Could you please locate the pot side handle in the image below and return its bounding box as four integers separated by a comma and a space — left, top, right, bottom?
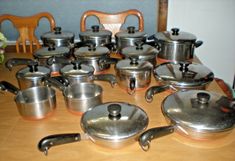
38, 133, 81, 156
139, 126, 174, 151
5, 58, 36, 70
194, 40, 203, 48
0, 81, 19, 95
145, 85, 170, 103
93, 74, 117, 87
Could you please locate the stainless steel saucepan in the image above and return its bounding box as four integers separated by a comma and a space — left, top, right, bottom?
0, 81, 56, 120
139, 90, 235, 151
38, 102, 149, 155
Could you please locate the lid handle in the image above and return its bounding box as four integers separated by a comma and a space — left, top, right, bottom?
197, 92, 210, 104
127, 26, 136, 34
135, 41, 144, 50
88, 43, 96, 51
171, 28, 180, 35
91, 25, 100, 32
179, 62, 190, 73
108, 104, 121, 120
54, 27, 62, 34
71, 60, 86, 70
130, 57, 139, 65
48, 43, 56, 51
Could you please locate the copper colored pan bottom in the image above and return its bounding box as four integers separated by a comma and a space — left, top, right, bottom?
21, 110, 55, 121
67, 109, 84, 116
157, 57, 193, 64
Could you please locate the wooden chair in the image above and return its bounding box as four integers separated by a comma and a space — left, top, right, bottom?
80, 9, 144, 36
0, 12, 56, 53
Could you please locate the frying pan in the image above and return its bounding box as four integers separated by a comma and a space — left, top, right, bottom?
139, 90, 235, 151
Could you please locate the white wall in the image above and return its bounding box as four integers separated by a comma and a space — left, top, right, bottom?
167, 0, 235, 86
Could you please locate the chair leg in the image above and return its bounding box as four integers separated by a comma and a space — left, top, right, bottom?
16, 40, 20, 53
29, 41, 33, 54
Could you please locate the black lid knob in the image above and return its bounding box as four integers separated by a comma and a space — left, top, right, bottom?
91, 25, 100, 32
197, 92, 210, 104
54, 26, 62, 34
171, 28, 180, 35
179, 62, 190, 72
127, 26, 136, 34
108, 104, 121, 120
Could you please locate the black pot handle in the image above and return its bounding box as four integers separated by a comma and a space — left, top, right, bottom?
145, 85, 170, 103
43, 77, 67, 91
38, 133, 81, 156
194, 40, 203, 48
5, 58, 37, 71
93, 74, 117, 87
98, 57, 119, 68
127, 77, 136, 95
0, 81, 20, 95
139, 126, 174, 151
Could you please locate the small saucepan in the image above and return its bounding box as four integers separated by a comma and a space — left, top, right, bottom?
45, 77, 102, 114
0, 81, 56, 120
139, 90, 235, 151
38, 102, 149, 155
145, 62, 214, 102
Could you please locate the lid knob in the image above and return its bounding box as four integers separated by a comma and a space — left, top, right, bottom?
197, 92, 210, 104
28, 61, 39, 72
171, 28, 180, 35
135, 41, 144, 50
88, 43, 96, 51
54, 27, 62, 34
48, 44, 56, 51
71, 60, 82, 70
130, 57, 139, 65
91, 25, 100, 32
127, 26, 136, 34
108, 104, 121, 120
179, 62, 190, 72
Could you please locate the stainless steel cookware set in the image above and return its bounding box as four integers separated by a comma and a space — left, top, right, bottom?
1, 22, 234, 155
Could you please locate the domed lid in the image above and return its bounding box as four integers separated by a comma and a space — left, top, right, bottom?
115, 26, 147, 39
34, 45, 69, 58
74, 44, 109, 58
79, 25, 112, 38
41, 26, 75, 40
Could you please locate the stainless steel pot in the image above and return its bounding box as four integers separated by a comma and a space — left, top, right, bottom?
45, 77, 103, 114
41, 26, 75, 47
151, 28, 203, 62
79, 25, 112, 47
38, 102, 149, 155
60, 60, 117, 86
139, 90, 235, 151
0, 81, 56, 120
115, 57, 153, 95
115, 26, 147, 51
121, 42, 159, 66
5, 58, 51, 89
73, 44, 111, 73
145, 62, 214, 102
33, 45, 71, 75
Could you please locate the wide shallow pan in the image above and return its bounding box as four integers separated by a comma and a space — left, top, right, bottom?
139, 90, 235, 151
0, 81, 56, 120
38, 102, 149, 155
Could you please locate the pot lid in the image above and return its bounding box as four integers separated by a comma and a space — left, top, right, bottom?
121, 43, 158, 59
115, 26, 147, 39
154, 62, 214, 88
81, 102, 149, 140
60, 63, 94, 78
16, 66, 51, 78
34, 45, 70, 58
155, 28, 197, 43
162, 90, 235, 133
79, 25, 112, 38
74, 45, 109, 58
115, 58, 153, 71
41, 27, 75, 40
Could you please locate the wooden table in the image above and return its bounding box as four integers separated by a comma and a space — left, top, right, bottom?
0, 53, 235, 161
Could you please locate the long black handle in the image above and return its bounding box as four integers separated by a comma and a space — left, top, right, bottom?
0, 81, 19, 95
145, 85, 170, 103
5, 58, 36, 70
139, 126, 174, 151
93, 74, 117, 87
38, 133, 81, 155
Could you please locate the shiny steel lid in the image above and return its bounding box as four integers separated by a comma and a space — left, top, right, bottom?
162, 90, 235, 132
60, 63, 94, 78
115, 58, 153, 71
81, 102, 148, 140
115, 26, 147, 39
154, 62, 214, 88
34, 45, 70, 58
155, 28, 197, 43
79, 25, 112, 38
121, 43, 158, 59
16, 66, 51, 79
41, 27, 75, 40
74, 45, 109, 58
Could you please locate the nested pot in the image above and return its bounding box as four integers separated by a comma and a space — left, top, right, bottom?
38, 102, 149, 155
115, 26, 147, 52
41, 26, 75, 47
5, 58, 51, 89
73, 44, 111, 73
151, 28, 203, 62
115, 57, 153, 95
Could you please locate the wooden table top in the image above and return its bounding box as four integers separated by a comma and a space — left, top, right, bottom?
0, 53, 234, 161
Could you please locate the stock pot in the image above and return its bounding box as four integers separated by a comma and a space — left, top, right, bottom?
41, 26, 75, 47
115, 57, 153, 95
151, 28, 203, 62
38, 102, 149, 155
145, 62, 214, 102
139, 90, 235, 151
0, 81, 56, 120
5, 58, 51, 89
